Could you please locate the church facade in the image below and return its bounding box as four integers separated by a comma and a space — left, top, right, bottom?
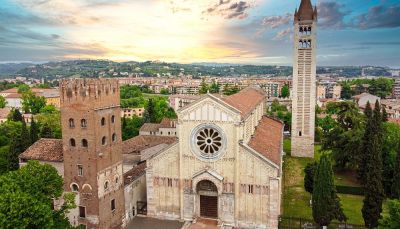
146, 87, 284, 228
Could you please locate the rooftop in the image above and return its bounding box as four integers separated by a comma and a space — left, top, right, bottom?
221, 87, 265, 119
19, 138, 63, 162
248, 116, 283, 165
122, 135, 177, 155
124, 162, 146, 185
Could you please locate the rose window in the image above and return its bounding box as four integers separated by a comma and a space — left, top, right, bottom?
191, 125, 226, 161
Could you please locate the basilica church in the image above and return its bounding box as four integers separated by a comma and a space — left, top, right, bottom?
145, 87, 283, 228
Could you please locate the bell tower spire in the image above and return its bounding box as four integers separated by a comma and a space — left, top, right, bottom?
291, 0, 317, 158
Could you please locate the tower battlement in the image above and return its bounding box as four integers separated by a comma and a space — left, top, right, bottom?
60, 78, 120, 108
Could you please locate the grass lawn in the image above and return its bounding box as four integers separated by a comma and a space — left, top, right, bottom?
281, 139, 389, 225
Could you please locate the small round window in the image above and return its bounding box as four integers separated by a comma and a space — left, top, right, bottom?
190, 124, 226, 161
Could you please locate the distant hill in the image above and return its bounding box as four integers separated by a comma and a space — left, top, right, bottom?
0, 60, 394, 79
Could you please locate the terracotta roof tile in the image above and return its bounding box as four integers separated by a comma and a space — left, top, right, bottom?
159, 118, 177, 128
248, 116, 283, 165
123, 162, 146, 185
222, 87, 265, 119
139, 123, 161, 132
0, 108, 11, 119
122, 135, 177, 154
19, 138, 63, 162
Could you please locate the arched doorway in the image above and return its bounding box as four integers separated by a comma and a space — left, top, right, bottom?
196, 180, 218, 218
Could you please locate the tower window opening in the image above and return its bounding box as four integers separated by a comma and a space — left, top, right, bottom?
111, 199, 116, 211
104, 181, 109, 190
71, 183, 79, 192
70, 138, 76, 147
82, 139, 88, 147
79, 206, 86, 218
299, 131, 302, 137
111, 115, 115, 123
102, 136, 107, 145
81, 119, 87, 128
101, 117, 106, 126
69, 118, 75, 128
112, 133, 117, 142
77, 165, 83, 176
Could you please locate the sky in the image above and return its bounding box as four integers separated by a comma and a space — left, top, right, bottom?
0, 0, 399, 67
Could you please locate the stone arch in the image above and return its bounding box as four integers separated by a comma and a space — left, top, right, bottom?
192, 169, 223, 195
82, 184, 92, 192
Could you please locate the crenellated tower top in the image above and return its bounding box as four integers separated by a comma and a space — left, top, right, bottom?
60, 78, 120, 108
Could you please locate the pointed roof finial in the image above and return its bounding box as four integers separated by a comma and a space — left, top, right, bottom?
296, 0, 316, 21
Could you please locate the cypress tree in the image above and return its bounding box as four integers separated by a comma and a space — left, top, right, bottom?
143, 99, 156, 123
312, 155, 346, 226
30, 117, 39, 144
9, 109, 23, 122
391, 147, 400, 198
7, 135, 23, 171
362, 100, 384, 229
40, 123, 54, 138
20, 119, 31, 151
382, 106, 388, 122
304, 162, 317, 194
358, 102, 373, 183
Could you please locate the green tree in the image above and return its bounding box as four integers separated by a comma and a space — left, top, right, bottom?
6, 135, 23, 171
0, 161, 75, 228
160, 88, 169, 95
362, 100, 385, 229
199, 79, 209, 94
21, 91, 46, 114
8, 108, 23, 122
379, 199, 400, 229
281, 84, 290, 98
304, 162, 317, 194
0, 95, 6, 108
30, 117, 39, 144
17, 84, 30, 94
39, 105, 57, 114
312, 155, 346, 226
341, 81, 352, 99
35, 111, 62, 139
41, 123, 54, 138
382, 106, 388, 122
209, 80, 220, 93
392, 147, 400, 198
122, 116, 144, 140
20, 119, 31, 151
143, 98, 157, 123
381, 123, 400, 196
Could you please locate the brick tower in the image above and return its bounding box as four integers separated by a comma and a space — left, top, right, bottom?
60, 79, 125, 228
291, 0, 317, 157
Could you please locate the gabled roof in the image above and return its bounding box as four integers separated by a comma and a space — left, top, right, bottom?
19, 138, 63, 162
248, 116, 283, 166
139, 123, 161, 132
221, 87, 265, 119
122, 135, 177, 154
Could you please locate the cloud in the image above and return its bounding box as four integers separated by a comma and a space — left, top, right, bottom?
273, 28, 292, 40
317, 2, 348, 29
353, 4, 400, 29
204, 1, 251, 20
261, 13, 291, 29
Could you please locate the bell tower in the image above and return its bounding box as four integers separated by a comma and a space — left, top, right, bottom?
291, 0, 317, 157
60, 79, 125, 228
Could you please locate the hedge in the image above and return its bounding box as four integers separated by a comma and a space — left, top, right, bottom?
336, 185, 365, 196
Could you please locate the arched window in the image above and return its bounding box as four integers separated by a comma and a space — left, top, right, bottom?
115, 177, 119, 184
101, 117, 106, 126
111, 115, 115, 123
71, 183, 79, 192
102, 136, 107, 145
81, 119, 87, 128
112, 133, 117, 142
104, 181, 109, 190
82, 139, 88, 147
70, 138, 76, 147
69, 118, 75, 128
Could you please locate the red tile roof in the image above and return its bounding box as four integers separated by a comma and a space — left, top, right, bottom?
123, 162, 146, 185
222, 87, 265, 119
248, 116, 283, 165
122, 135, 177, 155
19, 138, 63, 162
139, 123, 161, 132
0, 108, 11, 119
159, 118, 177, 128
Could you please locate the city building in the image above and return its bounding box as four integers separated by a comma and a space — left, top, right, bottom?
291, 0, 317, 158
393, 78, 400, 99
139, 118, 177, 136
121, 107, 145, 118
0, 107, 11, 123
168, 94, 201, 111
352, 93, 380, 108
316, 85, 326, 99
